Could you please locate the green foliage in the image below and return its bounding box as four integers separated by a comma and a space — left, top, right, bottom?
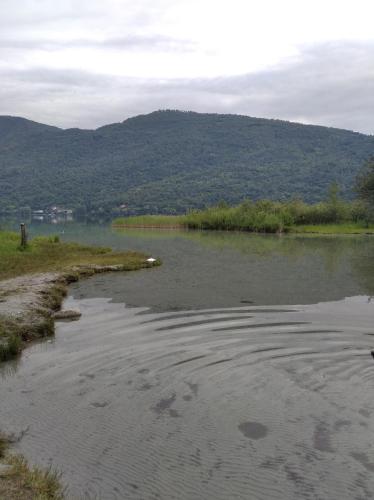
114, 189, 372, 233
1, 111, 374, 215
184, 200, 295, 232
356, 156, 374, 222
293, 223, 374, 234
0, 230, 147, 280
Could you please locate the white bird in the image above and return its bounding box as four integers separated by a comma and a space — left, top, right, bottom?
146, 257, 157, 263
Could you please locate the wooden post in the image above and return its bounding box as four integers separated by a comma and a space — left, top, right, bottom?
20, 223, 27, 248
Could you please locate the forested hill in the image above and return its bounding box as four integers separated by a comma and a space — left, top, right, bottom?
0, 110, 373, 215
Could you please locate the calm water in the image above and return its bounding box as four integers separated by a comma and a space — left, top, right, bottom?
1, 223, 374, 499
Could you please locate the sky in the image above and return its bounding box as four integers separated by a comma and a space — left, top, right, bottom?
0, 0, 373, 133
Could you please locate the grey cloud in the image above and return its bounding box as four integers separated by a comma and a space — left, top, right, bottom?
0, 67, 111, 87
0, 35, 196, 53
0, 42, 373, 134
163, 42, 374, 134
196, 42, 374, 133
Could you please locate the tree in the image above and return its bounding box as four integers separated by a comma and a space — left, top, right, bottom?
356, 157, 374, 223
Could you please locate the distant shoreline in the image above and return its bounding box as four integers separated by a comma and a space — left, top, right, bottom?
112, 224, 183, 229
112, 222, 374, 235
112, 197, 374, 235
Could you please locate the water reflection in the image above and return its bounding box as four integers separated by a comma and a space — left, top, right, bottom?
61, 226, 374, 309
116, 228, 374, 294
2, 222, 374, 499
0, 222, 367, 306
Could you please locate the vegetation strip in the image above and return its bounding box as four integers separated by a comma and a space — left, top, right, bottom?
0, 231, 159, 498
114, 162, 374, 234
113, 199, 374, 234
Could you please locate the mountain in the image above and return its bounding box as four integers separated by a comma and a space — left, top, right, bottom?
0, 110, 373, 215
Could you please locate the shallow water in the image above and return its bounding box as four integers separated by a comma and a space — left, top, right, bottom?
1, 224, 374, 499
27, 222, 374, 307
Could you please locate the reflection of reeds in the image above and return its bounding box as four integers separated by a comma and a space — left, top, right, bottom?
351, 244, 374, 296
114, 215, 182, 227
18, 219, 374, 302
114, 225, 374, 296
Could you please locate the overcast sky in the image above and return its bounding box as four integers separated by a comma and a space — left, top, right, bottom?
0, 0, 373, 133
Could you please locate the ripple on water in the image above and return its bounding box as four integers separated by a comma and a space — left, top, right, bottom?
0, 296, 373, 499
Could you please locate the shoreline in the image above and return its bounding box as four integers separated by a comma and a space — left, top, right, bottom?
0, 259, 159, 499
112, 224, 183, 229
112, 224, 374, 235
0, 261, 158, 362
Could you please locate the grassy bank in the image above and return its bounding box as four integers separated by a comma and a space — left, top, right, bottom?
0, 435, 64, 499
292, 223, 374, 234
0, 231, 156, 361
0, 231, 148, 281
113, 198, 373, 234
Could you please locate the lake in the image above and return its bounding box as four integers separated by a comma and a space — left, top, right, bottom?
1, 222, 374, 499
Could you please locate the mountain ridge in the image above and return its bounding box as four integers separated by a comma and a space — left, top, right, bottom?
0, 110, 373, 215
1, 111, 372, 137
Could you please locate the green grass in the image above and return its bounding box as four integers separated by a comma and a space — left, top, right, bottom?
292, 223, 374, 234
0, 454, 64, 500
0, 231, 147, 281
113, 215, 183, 227
1, 434, 64, 498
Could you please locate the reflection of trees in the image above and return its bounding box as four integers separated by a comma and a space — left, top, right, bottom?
114, 227, 374, 284
115, 226, 353, 259
194, 232, 374, 281
350, 238, 374, 296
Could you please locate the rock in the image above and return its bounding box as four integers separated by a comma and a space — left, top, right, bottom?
53, 309, 82, 321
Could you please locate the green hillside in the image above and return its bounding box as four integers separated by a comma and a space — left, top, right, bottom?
0, 110, 373, 215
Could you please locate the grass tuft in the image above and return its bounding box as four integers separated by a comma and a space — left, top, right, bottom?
0, 433, 8, 458
0, 454, 64, 500
0, 333, 21, 362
